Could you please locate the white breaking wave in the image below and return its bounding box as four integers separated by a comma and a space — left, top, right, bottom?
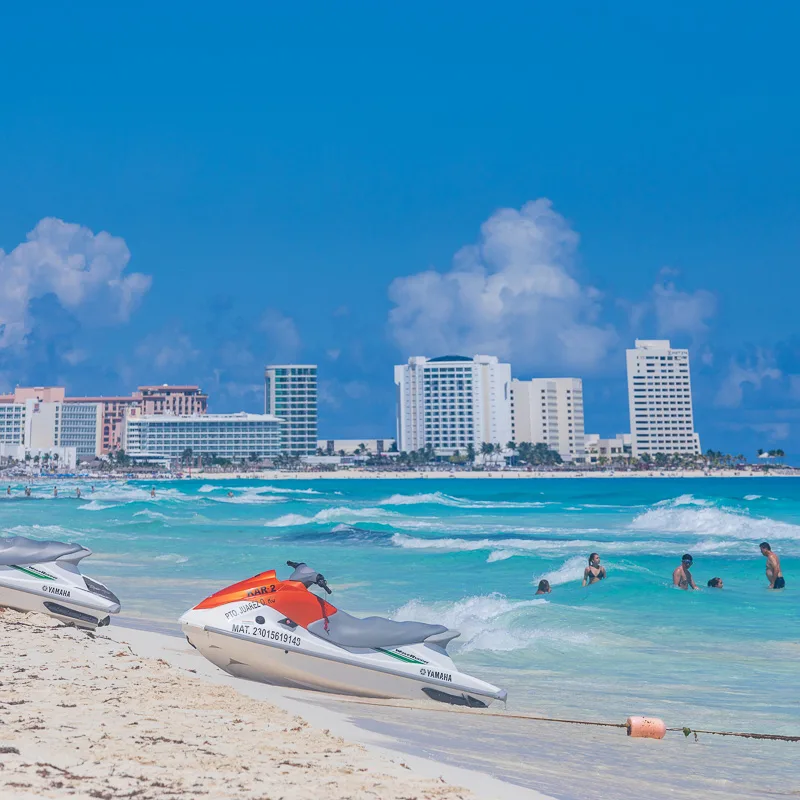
265, 507, 401, 527
535, 555, 587, 587
743, 494, 761, 501
378, 491, 546, 509
78, 501, 120, 511
630, 504, 800, 541
392, 594, 586, 653
210, 494, 285, 505
654, 494, 712, 508
133, 509, 170, 520
154, 553, 189, 564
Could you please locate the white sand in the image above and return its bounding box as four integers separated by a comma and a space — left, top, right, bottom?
0, 610, 546, 800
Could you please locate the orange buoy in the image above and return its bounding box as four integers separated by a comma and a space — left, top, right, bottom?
626, 716, 667, 739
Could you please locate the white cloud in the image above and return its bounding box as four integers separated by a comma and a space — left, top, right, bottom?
0, 217, 151, 349
388, 199, 617, 371
259, 309, 301, 362
136, 332, 199, 370
715, 350, 781, 408
651, 278, 716, 338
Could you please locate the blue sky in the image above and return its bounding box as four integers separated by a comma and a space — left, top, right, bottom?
1, 2, 799, 457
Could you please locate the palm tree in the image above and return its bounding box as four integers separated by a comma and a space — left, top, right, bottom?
506, 440, 517, 466
466, 443, 476, 464
181, 447, 194, 466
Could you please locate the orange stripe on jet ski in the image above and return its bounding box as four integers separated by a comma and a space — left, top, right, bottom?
193, 572, 338, 628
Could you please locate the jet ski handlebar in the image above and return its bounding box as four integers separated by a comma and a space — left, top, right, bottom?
286, 561, 332, 594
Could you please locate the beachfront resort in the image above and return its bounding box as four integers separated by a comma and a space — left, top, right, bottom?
0, 340, 790, 477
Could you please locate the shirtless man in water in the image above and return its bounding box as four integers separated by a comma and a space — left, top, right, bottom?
760, 542, 785, 589
673, 554, 697, 590
582, 553, 606, 586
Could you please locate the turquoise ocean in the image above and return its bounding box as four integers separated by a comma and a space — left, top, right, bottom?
2, 477, 797, 736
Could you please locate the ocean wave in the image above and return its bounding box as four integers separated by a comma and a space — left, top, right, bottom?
133, 509, 170, 520
630, 504, 800, 541
392, 594, 584, 653
7, 523, 85, 540
209, 493, 285, 505
534, 555, 587, 586
198, 484, 217, 493
378, 491, 546, 509
654, 494, 712, 508
78, 501, 120, 511
154, 553, 189, 564
265, 507, 401, 527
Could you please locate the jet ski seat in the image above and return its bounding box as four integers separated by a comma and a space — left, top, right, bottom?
307, 609, 449, 649
0, 536, 90, 566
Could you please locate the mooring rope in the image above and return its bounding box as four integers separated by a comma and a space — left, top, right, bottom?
335, 698, 800, 742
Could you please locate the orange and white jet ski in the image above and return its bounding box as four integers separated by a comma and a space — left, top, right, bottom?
180, 561, 506, 707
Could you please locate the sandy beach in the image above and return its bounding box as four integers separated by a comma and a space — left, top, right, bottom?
0, 610, 500, 800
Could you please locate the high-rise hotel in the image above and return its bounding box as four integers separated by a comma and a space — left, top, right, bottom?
510, 377, 585, 461
264, 365, 318, 455
394, 355, 512, 455
626, 339, 701, 457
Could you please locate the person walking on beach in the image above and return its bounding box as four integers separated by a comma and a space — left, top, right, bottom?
707, 577, 723, 588
760, 542, 785, 589
582, 553, 606, 586
673, 554, 697, 590
535, 579, 551, 595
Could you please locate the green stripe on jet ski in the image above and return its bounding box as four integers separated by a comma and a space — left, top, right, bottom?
11, 565, 55, 580
374, 647, 427, 664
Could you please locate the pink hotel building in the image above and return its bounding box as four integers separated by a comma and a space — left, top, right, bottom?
0, 385, 207, 455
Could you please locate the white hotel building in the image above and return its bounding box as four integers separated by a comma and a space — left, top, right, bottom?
394, 355, 512, 455
626, 339, 701, 458
123, 412, 283, 461
510, 378, 585, 461
264, 365, 318, 455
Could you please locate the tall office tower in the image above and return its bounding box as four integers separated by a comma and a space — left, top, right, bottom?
626, 339, 701, 458
394, 355, 512, 456
264, 365, 318, 455
510, 378, 585, 461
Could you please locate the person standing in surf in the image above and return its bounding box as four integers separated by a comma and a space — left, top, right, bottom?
673, 554, 697, 590
760, 542, 785, 589
582, 553, 606, 586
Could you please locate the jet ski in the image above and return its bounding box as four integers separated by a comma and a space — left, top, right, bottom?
180, 561, 507, 707
0, 536, 121, 629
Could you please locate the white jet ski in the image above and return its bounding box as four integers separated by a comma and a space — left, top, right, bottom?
0, 536, 121, 629
180, 561, 507, 707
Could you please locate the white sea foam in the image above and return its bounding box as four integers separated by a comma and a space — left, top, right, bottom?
378, 491, 546, 509
198, 484, 217, 493
154, 553, 189, 564
265, 507, 401, 527
630, 503, 800, 541
210, 493, 285, 505
486, 549, 517, 562
655, 494, 711, 508
133, 509, 170, 520
535, 555, 587, 586
392, 594, 584, 653
78, 501, 119, 511
744, 494, 761, 501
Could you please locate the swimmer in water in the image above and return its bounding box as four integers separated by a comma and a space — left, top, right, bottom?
53, 486, 58, 498
24, 486, 31, 497
6, 486, 10, 496
673, 554, 697, 590
76, 487, 81, 499
707, 577, 723, 588
760, 542, 784, 589
582, 553, 606, 586
227, 491, 234, 498
150, 486, 156, 498
535, 579, 551, 595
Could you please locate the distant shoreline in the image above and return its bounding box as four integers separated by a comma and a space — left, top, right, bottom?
184, 468, 799, 480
